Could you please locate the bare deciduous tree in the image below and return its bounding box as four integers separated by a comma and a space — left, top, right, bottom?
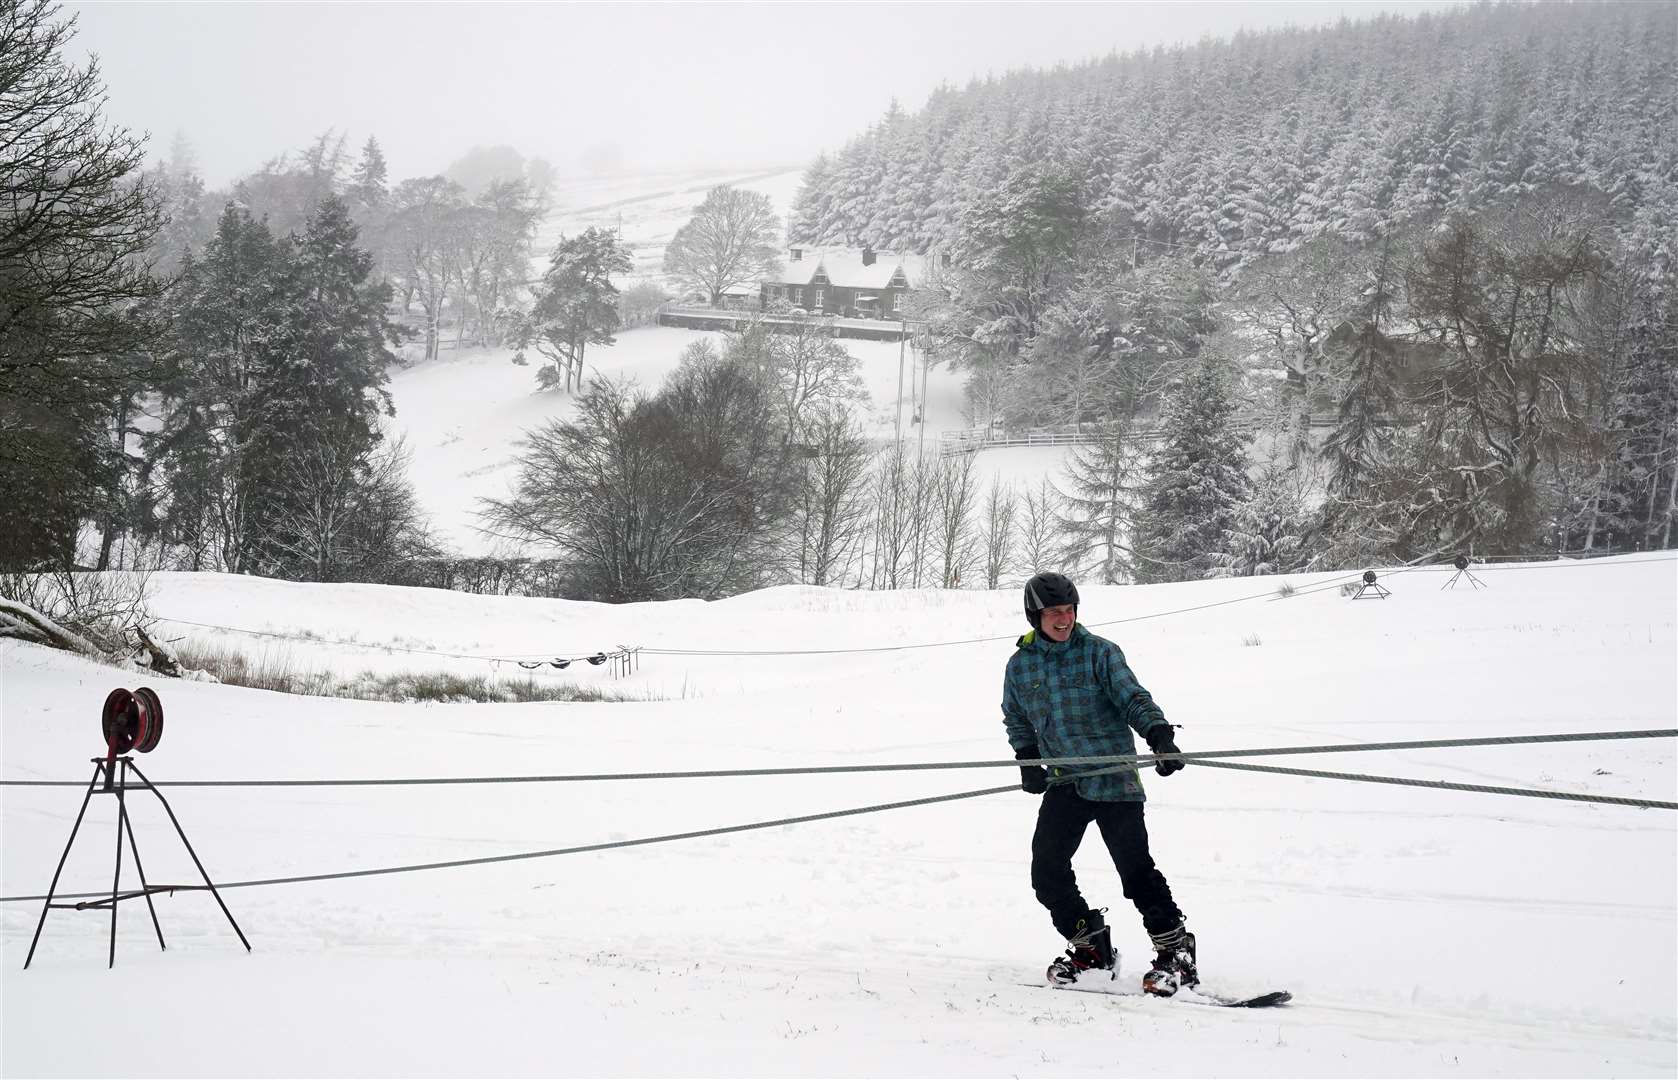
867, 443, 916, 589
728, 317, 866, 445
1231, 238, 1368, 461
388, 176, 465, 363
933, 450, 980, 587
1018, 477, 1064, 577
1397, 189, 1611, 555
663, 186, 781, 306
790, 408, 873, 586
266, 432, 437, 583
481, 364, 793, 601
980, 475, 1017, 588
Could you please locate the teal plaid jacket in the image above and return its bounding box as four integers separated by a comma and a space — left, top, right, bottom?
1002, 622, 1169, 802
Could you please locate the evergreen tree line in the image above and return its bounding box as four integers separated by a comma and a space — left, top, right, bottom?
788, 1, 1675, 277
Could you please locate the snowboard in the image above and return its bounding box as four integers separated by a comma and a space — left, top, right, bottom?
1025, 978, 1291, 1008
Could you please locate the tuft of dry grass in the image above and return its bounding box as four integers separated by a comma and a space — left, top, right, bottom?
172, 639, 651, 703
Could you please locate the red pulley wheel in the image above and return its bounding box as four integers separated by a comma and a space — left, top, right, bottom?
130, 691, 152, 754
101, 688, 138, 754
133, 687, 164, 752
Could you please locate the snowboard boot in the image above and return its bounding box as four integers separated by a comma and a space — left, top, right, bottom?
1141, 923, 1198, 997
1046, 908, 1117, 985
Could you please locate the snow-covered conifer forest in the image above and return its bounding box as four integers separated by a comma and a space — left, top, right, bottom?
4, 0, 1675, 602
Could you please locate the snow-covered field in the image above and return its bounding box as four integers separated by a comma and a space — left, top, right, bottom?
3, 556, 1674, 1077
537, 167, 804, 281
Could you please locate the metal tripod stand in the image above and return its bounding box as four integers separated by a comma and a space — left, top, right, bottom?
1442, 555, 1488, 590
24, 756, 250, 969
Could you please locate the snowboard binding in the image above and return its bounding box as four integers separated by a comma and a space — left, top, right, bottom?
1141, 924, 1198, 997
1046, 908, 1116, 985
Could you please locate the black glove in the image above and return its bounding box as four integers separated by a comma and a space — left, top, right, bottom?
1016, 745, 1049, 794
1145, 725, 1184, 777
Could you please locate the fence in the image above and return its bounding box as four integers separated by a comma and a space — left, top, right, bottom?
655, 304, 911, 342
938, 415, 1350, 456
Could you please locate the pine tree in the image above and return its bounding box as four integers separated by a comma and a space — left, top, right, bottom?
1131, 354, 1254, 584
1209, 461, 1311, 577
1321, 235, 1405, 502
1055, 426, 1141, 584
1583, 279, 1678, 551
144, 205, 291, 572
350, 136, 389, 211
513, 228, 633, 393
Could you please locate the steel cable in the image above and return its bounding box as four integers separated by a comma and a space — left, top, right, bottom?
1179, 758, 1678, 810
3, 728, 1671, 788
3, 733, 1671, 904
0, 781, 1019, 903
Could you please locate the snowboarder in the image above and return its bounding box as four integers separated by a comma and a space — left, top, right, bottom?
1002, 571, 1197, 995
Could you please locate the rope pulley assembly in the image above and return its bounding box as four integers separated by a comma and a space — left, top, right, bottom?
22, 685, 250, 969
516, 651, 612, 670
100, 687, 163, 790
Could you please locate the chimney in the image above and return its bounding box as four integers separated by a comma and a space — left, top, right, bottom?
861, 246, 876, 267
790, 247, 802, 261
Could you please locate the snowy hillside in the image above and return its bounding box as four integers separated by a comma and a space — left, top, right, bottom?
2, 556, 1674, 1077
538, 167, 804, 281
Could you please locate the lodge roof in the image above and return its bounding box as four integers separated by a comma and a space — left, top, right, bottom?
771, 248, 930, 290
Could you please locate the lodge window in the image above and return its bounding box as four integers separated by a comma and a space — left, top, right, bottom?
892, 292, 903, 312
813, 288, 825, 309
791, 287, 802, 304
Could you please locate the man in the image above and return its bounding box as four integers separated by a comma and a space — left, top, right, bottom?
1001, 571, 1197, 995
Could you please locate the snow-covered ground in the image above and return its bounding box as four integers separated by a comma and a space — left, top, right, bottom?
537, 167, 804, 281
3, 555, 1674, 1077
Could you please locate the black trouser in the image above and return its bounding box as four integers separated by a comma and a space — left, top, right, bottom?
1031, 782, 1184, 940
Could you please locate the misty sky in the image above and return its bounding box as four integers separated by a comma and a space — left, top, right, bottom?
68, 1, 1466, 188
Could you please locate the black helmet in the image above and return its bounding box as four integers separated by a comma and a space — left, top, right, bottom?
1023, 572, 1079, 629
